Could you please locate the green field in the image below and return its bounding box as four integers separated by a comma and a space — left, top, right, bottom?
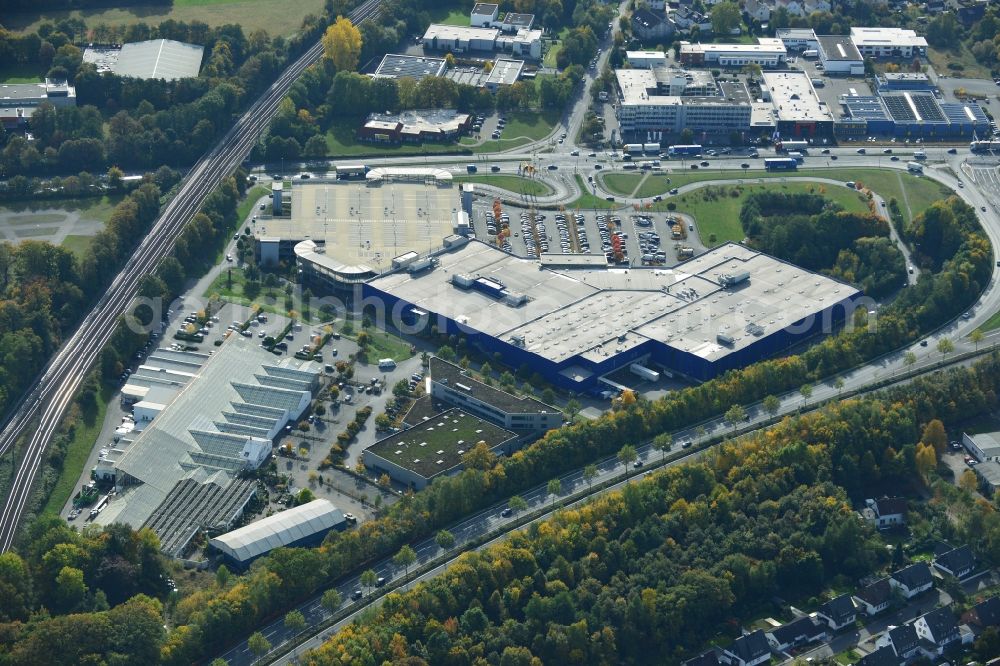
454, 175, 553, 196
352, 328, 413, 362
667, 181, 871, 246
543, 28, 571, 69
569, 175, 618, 210
927, 45, 992, 81
979, 310, 1000, 332
61, 234, 95, 259
41, 386, 113, 517
601, 167, 952, 225
431, 7, 470, 26
500, 110, 561, 142
5, 0, 325, 37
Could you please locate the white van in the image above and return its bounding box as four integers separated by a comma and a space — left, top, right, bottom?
378, 358, 397, 371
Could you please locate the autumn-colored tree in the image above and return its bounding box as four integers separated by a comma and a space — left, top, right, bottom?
921, 419, 948, 455
462, 441, 496, 470
322, 17, 362, 72
915, 442, 937, 480
959, 469, 979, 493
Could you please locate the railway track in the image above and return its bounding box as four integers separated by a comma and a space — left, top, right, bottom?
0, 0, 383, 550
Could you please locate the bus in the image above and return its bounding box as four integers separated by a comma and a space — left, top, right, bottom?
970, 140, 1000, 153
775, 140, 809, 153
668, 144, 703, 157
336, 164, 369, 180
764, 158, 798, 171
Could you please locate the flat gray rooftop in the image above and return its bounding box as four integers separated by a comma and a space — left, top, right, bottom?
368, 241, 857, 365
258, 179, 460, 274
113, 39, 204, 80
817, 35, 862, 62
106, 336, 319, 528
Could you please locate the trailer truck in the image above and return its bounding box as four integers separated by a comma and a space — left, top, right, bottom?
668, 144, 703, 157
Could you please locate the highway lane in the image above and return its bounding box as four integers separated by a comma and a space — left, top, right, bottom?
0, 0, 385, 551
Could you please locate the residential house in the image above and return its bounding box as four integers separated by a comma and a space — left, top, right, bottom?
667, 6, 713, 33
743, 0, 771, 23
772, 0, 831, 16
684, 649, 723, 666
863, 497, 907, 529
720, 630, 771, 666
854, 578, 893, 616
631, 8, 674, 41
875, 624, 920, 662
816, 594, 857, 631
914, 606, 961, 656
889, 563, 934, 599
856, 645, 901, 666
965, 596, 1000, 629
765, 616, 828, 652
934, 544, 975, 579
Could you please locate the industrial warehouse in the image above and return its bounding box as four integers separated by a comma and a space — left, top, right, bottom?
362, 240, 860, 389
93, 336, 321, 558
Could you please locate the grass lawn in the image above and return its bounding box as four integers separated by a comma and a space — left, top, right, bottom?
431, 7, 470, 25
501, 110, 561, 142
543, 28, 571, 69
569, 175, 618, 210
326, 123, 470, 158
61, 234, 95, 259
635, 167, 951, 224
454, 175, 553, 196
927, 45, 993, 81
0, 62, 45, 83
663, 181, 871, 246
834, 649, 862, 665
601, 173, 645, 197
40, 386, 114, 517
237, 185, 269, 222
203, 269, 325, 324
5, 0, 324, 36
355, 327, 414, 362
979, 310, 1000, 332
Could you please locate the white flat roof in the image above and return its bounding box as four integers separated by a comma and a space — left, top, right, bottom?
485, 58, 524, 86
761, 71, 833, 122
368, 241, 858, 365
114, 39, 204, 80
424, 24, 499, 41
682, 37, 786, 55
850, 27, 928, 48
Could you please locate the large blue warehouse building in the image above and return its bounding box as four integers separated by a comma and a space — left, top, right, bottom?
362, 241, 860, 391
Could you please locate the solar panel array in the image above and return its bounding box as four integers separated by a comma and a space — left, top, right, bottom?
843, 96, 890, 121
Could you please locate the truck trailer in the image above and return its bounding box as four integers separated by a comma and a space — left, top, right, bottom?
629, 363, 660, 382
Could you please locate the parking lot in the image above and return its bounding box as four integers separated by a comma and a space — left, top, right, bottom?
469, 199, 703, 267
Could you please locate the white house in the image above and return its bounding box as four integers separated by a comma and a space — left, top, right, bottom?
914, 607, 961, 657
853, 578, 892, 616
889, 563, 934, 599
863, 497, 907, 529
816, 594, 857, 631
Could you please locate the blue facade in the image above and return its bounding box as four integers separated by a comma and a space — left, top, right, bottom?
363, 282, 862, 391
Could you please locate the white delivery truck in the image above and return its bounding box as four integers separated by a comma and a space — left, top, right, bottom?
907, 161, 923, 174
